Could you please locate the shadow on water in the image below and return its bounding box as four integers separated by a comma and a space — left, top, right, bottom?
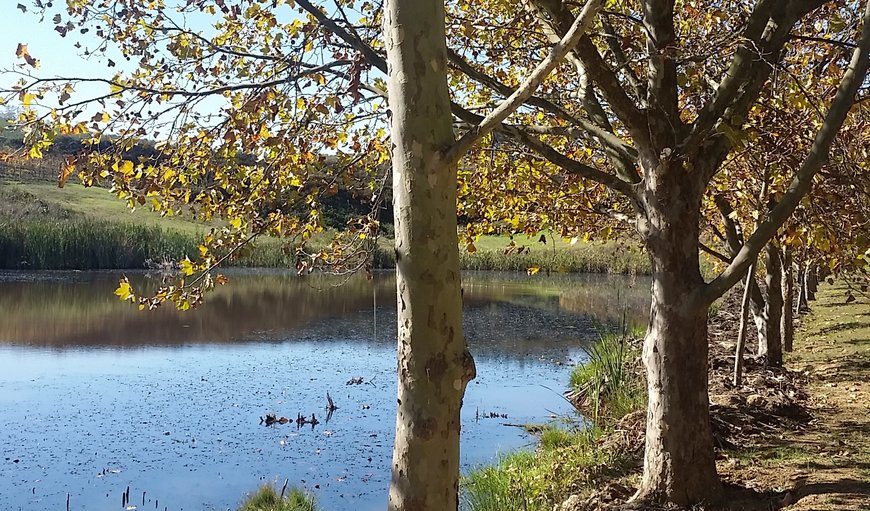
0, 270, 649, 511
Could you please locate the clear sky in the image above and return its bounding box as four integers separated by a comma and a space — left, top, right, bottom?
2, 4, 126, 81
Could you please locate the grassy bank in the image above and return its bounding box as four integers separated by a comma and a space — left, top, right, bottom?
461, 330, 646, 511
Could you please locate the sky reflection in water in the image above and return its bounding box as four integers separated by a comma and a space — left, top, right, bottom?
0, 270, 648, 511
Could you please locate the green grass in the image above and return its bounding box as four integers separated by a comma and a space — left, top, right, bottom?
2, 179, 210, 235
461, 427, 630, 511
462, 329, 647, 511
569, 328, 646, 424
237, 485, 317, 511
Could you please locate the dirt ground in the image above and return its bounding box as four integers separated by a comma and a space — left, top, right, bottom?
717, 282, 870, 510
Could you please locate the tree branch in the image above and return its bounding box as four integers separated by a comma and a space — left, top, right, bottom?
443, 0, 602, 165
446, 48, 638, 162
687, 0, 828, 164
519, 0, 641, 182
449, 101, 634, 197
529, 0, 651, 155
702, 1, 870, 304
642, 0, 681, 135
296, 0, 388, 73
699, 242, 732, 263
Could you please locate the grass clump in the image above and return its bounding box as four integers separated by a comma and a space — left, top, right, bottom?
569, 328, 646, 424
461, 428, 628, 511
237, 485, 316, 511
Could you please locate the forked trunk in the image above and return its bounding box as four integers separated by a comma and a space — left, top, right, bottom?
759, 243, 783, 366
383, 1, 475, 509
633, 171, 721, 505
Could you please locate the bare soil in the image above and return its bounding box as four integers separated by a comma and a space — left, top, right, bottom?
564, 281, 870, 510
716, 282, 870, 511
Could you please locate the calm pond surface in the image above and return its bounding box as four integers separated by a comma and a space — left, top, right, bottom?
0, 270, 649, 511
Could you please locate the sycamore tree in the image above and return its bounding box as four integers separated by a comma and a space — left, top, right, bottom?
5, 0, 870, 508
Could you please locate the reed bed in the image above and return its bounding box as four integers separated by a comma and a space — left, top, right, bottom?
0, 220, 198, 270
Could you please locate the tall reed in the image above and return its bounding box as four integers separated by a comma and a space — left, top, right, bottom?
0, 219, 197, 270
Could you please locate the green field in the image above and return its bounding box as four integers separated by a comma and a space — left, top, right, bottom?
1, 179, 210, 235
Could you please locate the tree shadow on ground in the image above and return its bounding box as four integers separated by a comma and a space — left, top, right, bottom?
815, 320, 870, 336
788, 479, 870, 508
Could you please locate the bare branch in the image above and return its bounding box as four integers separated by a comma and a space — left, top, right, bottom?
699, 242, 732, 263
8, 60, 352, 100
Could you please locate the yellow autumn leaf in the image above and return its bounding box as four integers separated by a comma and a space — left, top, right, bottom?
114, 278, 135, 302
113, 159, 134, 175
180, 258, 195, 276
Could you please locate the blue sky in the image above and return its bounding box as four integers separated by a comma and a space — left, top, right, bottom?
2, 5, 123, 82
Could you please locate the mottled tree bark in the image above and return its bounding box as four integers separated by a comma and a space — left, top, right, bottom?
383, 2, 475, 509
634, 165, 721, 505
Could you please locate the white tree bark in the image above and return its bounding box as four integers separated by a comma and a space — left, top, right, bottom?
383, 2, 475, 509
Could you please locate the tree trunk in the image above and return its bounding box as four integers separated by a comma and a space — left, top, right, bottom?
806, 263, 817, 301
797, 265, 809, 314
383, 2, 475, 509
633, 171, 721, 505
749, 279, 769, 357
734, 262, 756, 386
781, 247, 794, 352
759, 243, 783, 366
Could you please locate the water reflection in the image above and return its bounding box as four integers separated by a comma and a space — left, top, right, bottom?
0, 270, 648, 349
0, 270, 649, 511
